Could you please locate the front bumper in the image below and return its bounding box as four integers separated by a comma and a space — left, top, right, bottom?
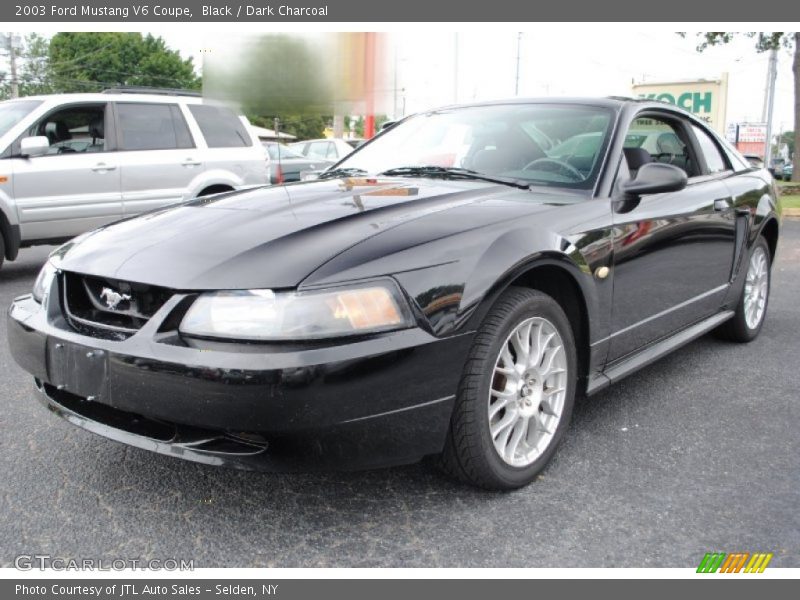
8, 292, 473, 471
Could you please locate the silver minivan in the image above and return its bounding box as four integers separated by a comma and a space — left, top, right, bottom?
0, 89, 268, 270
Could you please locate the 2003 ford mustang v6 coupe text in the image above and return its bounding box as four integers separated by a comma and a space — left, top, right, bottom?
8, 98, 780, 489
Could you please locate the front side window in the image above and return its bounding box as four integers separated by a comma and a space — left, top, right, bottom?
334, 103, 614, 189
117, 103, 193, 151
187, 104, 251, 148
692, 125, 729, 174
623, 116, 698, 178
29, 104, 107, 155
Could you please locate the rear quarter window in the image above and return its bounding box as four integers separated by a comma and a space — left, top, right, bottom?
187, 105, 252, 148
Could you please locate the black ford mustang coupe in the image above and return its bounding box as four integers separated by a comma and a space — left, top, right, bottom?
8, 98, 780, 489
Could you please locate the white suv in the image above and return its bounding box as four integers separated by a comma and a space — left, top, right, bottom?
0, 89, 268, 270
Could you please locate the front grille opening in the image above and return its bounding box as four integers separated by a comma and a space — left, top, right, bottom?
62, 272, 174, 339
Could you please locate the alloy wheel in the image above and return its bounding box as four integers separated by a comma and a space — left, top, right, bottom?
488, 317, 568, 467
744, 246, 769, 330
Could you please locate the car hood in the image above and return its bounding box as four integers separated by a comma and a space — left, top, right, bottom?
57, 177, 564, 290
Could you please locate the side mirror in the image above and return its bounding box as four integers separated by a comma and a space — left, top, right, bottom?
621, 162, 687, 198
20, 136, 50, 158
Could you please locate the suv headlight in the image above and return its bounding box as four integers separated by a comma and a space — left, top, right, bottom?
179, 281, 414, 341
32, 258, 60, 304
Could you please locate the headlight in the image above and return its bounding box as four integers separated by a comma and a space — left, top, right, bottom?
32, 258, 60, 304
179, 282, 414, 341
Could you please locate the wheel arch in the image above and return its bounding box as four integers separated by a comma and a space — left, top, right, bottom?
758, 216, 779, 263
466, 253, 597, 393
0, 208, 20, 261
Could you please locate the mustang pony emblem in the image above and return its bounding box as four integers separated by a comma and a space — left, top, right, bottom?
100, 287, 131, 310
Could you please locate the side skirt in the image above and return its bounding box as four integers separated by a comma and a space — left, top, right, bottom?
586, 310, 735, 395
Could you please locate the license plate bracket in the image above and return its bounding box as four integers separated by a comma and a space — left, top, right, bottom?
46, 339, 109, 400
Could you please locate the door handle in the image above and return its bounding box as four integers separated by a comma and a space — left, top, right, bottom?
181, 159, 201, 167
91, 163, 116, 172
713, 198, 732, 211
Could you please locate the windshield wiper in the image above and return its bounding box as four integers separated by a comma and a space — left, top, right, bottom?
318, 167, 368, 180
379, 166, 530, 189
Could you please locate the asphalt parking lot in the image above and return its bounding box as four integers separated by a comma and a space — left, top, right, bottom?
1, 223, 798, 569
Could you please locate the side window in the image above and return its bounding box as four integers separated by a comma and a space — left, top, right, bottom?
326, 142, 339, 159
187, 105, 251, 148
30, 104, 107, 155
117, 103, 190, 151
623, 116, 698, 178
692, 125, 729, 174
307, 141, 330, 159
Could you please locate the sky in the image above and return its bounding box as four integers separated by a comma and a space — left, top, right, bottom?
156, 29, 796, 134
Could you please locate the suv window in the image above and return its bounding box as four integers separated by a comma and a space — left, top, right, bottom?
187, 105, 251, 148
117, 103, 193, 151
30, 104, 107, 155
692, 125, 729, 174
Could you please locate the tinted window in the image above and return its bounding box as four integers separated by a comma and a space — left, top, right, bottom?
692, 125, 728, 174
188, 104, 251, 148
117, 103, 189, 151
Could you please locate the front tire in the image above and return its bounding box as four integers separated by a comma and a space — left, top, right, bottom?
439, 287, 577, 490
0, 229, 4, 271
716, 236, 771, 342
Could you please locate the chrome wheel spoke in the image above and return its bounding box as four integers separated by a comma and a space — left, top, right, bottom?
505, 417, 529, 461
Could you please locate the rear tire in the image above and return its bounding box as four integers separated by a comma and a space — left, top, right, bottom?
715, 236, 771, 342
0, 229, 4, 271
439, 287, 577, 490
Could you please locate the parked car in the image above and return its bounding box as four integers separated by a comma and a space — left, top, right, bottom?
8, 98, 780, 490
289, 137, 359, 162
781, 162, 794, 181
263, 141, 333, 183
0, 88, 268, 270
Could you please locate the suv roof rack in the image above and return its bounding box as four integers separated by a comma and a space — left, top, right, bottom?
102, 86, 202, 97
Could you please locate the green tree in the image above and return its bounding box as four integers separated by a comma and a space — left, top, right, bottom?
49, 32, 200, 92
688, 32, 798, 182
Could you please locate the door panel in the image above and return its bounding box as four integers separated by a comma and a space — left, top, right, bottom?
609, 179, 736, 360
118, 149, 203, 216
115, 101, 200, 216
11, 153, 121, 240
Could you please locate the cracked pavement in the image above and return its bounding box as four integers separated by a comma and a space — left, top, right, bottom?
1, 222, 798, 568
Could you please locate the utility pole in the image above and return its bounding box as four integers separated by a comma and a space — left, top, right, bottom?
514, 32, 522, 96
763, 48, 778, 167
273, 117, 280, 140
2, 33, 20, 98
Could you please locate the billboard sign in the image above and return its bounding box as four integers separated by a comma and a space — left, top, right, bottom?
632, 74, 729, 133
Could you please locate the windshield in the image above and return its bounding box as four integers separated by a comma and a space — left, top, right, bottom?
0, 99, 43, 138
264, 143, 305, 160
335, 103, 614, 189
